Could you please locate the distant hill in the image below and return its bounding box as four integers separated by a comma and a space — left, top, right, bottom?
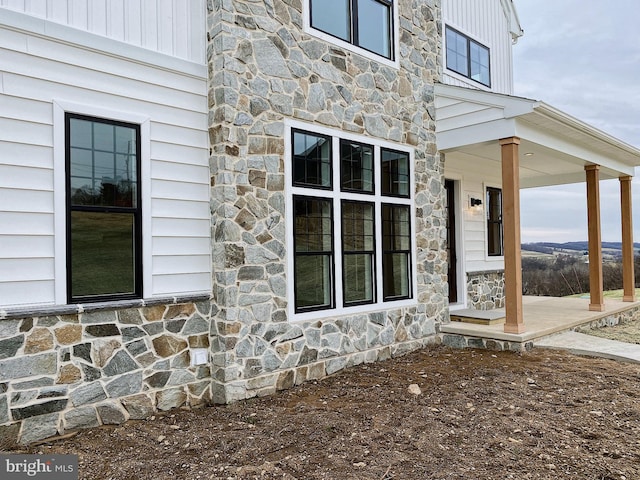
522, 241, 640, 257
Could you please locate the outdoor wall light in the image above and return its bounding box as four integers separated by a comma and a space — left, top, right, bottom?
470, 197, 482, 207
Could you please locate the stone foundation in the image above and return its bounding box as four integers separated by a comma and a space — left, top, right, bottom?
441, 333, 533, 352
0, 298, 213, 446
466, 270, 505, 310
575, 304, 640, 333
210, 308, 441, 403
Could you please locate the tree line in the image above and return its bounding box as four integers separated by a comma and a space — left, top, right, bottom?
522, 255, 640, 297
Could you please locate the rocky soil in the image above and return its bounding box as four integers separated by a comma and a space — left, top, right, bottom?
10, 343, 640, 480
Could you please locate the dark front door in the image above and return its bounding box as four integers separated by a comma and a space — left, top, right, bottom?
445, 179, 458, 303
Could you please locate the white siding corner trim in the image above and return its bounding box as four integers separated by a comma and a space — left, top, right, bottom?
52, 100, 152, 304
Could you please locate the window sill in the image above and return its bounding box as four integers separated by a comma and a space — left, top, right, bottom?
305, 27, 399, 70
0, 294, 212, 321
291, 298, 418, 324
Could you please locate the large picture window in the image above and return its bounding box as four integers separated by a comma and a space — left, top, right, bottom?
445, 26, 491, 87
66, 114, 142, 302
290, 127, 413, 315
486, 187, 503, 256
309, 0, 393, 59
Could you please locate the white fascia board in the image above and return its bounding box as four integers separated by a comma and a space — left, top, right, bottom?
533, 102, 640, 164
515, 120, 637, 177
437, 118, 518, 151
500, 0, 524, 42
0, 7, 207, 79
435, 83, 537, 117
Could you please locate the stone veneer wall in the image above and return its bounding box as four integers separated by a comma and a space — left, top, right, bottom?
575, 304, 640, 333
0, 299, 213, 446
0, 0, 446, 444
207, 0, 446, 403
466, 270, 505, 310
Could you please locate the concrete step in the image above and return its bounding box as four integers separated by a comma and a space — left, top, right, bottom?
450, 308, 506, 326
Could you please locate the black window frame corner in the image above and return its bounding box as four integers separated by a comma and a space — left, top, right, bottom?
65, 112, 143, 304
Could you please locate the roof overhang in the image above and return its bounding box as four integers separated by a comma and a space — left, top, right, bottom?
435, 83, 640, 188
500, 0, 524, 43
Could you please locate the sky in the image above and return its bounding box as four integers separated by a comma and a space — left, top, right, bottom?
512, 0, 640, 243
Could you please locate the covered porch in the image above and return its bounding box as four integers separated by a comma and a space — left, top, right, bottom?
436, 84, 640, 335
441, 295, 640, 345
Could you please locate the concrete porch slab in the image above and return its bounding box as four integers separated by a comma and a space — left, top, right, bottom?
442, 296, 640, 344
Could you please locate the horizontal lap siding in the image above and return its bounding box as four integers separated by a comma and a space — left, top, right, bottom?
0, 24, 210, 308
446, 156, 504, 274
0, 0, 206, 63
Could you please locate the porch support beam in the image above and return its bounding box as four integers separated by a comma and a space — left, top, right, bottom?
620, 175, 636, 302
500, 137, 525, 334
585, 165, 604, 311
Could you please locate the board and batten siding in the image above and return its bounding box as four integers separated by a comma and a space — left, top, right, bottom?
0, 0, 205, 63
0, 10, 210, 309
441, 0, 516, 95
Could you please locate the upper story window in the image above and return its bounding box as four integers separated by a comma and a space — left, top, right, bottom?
66, 114, 142, 302
445, 26, 491, 87
486, 187, 503, 256
310, 0, 393, 59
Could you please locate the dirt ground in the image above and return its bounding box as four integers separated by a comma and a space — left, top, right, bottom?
583, 321, 640, 345
13, 340, 640, 480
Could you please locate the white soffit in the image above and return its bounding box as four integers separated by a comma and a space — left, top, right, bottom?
435, 84, 640, 182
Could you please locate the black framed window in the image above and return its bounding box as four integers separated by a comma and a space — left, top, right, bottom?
309, 0, 393, 59
293, 197, 335, 312
66, 114, 142, 302
382, 204, 411, 300
340, 140, 374, 193
445, 26, 491, 87
292, 129, 332, 189
290, 127, 413, 314
381, 148, 410, 197
342, 201, 375, 305
486, 187, 503, 256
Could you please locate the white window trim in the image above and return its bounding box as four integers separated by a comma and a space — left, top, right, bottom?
302, 0, 400, 70
53, 100, 151, 305
443, 23, 493, 91
285, 119, 417, 323
483, 182, 505, 264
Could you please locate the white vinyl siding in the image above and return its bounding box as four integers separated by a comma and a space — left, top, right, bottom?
442, 0, 515, 95
0, 18, 210, 309
444, 156, 504, 273
0, 0, 205, 63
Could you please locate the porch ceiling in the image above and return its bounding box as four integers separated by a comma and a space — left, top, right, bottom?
435, 84, 640, 188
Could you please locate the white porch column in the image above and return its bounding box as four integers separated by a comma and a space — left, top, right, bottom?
585, 165, 604, 311
620, 175, 636, 302
500, 137, 524, 334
